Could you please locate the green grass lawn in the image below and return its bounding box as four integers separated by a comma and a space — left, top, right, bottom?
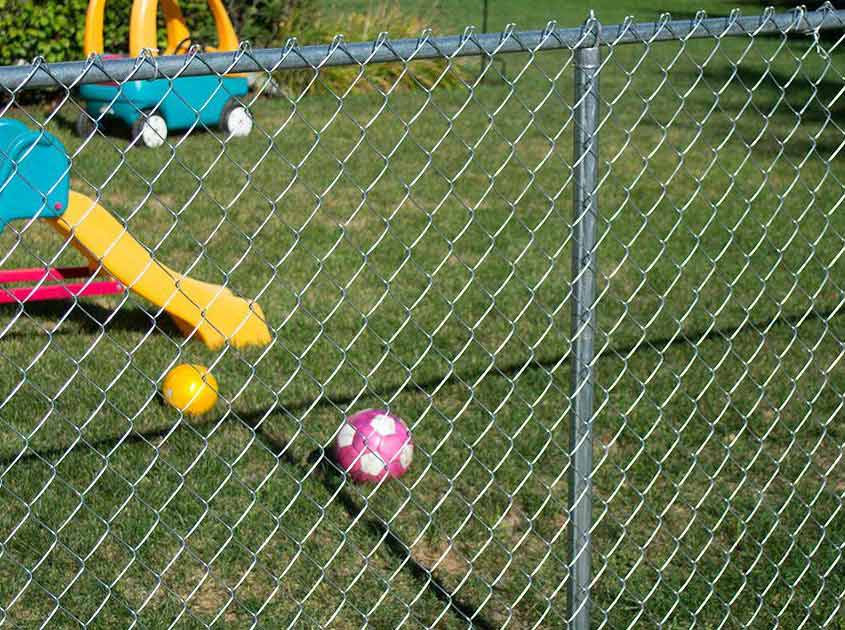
0, 0, 843, 627
328, 0, 748, 33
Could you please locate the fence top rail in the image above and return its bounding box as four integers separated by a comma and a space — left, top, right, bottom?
0, 4, 842, 91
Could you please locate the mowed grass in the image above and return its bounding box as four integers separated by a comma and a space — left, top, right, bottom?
0, 5, 843, 628
328, 0, 745, 33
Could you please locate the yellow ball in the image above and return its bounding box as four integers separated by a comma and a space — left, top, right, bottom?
162, 364, 218, 416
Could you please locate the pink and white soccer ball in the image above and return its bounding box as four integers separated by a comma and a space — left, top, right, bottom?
333, 409, 413, 482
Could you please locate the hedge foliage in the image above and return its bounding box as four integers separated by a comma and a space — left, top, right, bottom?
0, 0, 304, 66
273, 1, 465, 97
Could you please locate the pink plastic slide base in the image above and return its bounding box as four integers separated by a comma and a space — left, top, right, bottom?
0, 266, 124, 304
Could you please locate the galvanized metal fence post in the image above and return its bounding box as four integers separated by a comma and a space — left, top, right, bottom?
568, 41, 600, 630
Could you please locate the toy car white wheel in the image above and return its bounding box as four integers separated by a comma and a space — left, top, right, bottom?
131, 113, 167, 148
220, 99, 253, 138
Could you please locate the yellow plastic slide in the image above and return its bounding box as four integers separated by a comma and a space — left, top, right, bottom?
47, 191, 271, 350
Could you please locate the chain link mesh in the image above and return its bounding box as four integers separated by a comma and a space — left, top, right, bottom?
0, 6, 841, 628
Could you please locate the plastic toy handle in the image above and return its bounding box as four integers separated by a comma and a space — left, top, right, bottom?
162, 0, 191, 55
83, 0, 106, 55
129, 0, 240, 56
130, 0, 159, 56
208, 0, 239, 51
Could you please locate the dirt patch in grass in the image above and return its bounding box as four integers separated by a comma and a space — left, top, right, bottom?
411, 537, 469, 580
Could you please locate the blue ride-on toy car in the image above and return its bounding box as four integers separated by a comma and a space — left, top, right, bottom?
76, 0, 254, 147
77, 73, 252, 148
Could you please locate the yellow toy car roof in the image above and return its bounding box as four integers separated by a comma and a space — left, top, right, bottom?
83, 0, 239, 57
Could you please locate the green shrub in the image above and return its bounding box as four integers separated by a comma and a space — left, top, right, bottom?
270, 1, 465, 97
0, 0, 97, 65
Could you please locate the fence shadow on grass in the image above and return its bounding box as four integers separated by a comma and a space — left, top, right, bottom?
636, 59, 845, 161
701, 61, 845, 125
3, 300, 841, 471
0, 299, 184, 340
0, 289, 839, 625
248, 416, 497, 629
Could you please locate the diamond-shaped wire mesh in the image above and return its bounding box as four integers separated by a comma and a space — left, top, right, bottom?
0, 6, 841, 628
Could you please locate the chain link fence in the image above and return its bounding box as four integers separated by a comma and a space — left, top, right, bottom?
0, 4, 842, 628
